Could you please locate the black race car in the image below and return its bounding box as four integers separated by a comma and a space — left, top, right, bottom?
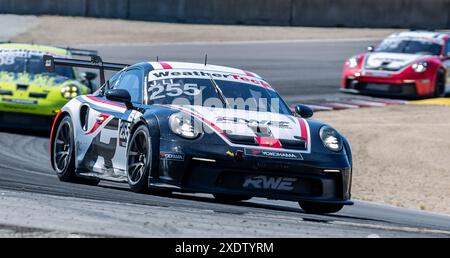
46, 55, 353, 214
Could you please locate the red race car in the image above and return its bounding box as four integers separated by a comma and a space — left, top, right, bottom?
341, 31, 450, 98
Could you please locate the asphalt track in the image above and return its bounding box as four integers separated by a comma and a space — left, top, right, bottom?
1, 39, 450, 237
90, 39, 379, 103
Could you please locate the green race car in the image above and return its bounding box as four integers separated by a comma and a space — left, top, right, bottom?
0, 43, 97, 130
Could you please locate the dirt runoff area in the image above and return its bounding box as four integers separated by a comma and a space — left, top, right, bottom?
316, 105, 450, 214
11, 15, 401, 45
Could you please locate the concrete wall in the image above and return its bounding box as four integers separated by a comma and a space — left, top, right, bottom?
0, 0, 449, 28
0, 0, 86, 16
291, 0, 450, 28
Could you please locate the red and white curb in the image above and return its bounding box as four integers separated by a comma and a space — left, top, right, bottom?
291, 97, 408, 112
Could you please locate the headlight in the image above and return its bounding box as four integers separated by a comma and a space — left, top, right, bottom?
412, 62, 428, 73
319, 126, 342, 152
60, 85, 79, 99
169, 112, 201, 139
348, 57, 359, 69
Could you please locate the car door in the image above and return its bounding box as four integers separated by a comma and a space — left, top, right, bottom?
78, 67, 144, 180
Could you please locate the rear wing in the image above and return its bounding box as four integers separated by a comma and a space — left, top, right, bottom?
43, 55, 129, 85
0, 41, 98, 57
65, 47, 98, 57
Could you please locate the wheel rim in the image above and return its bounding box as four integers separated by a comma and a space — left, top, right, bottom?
54, 121, 72, 173
127, 130, 149, 185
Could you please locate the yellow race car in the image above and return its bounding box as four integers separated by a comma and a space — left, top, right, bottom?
0, 43, 97, 130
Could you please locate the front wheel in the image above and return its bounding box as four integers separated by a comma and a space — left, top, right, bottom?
434, 69, 446, 97
52, 115, 99, 185
127, 125, 152, 193
298, 201, 344, 214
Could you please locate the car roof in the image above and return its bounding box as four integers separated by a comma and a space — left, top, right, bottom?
0, 43, 70, 56
388, 31, 450, 41
147, 61, 263, 79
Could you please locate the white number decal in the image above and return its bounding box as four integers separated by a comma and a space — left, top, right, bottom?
148, 82, 201, 101
166, 83, 183, 97
184, 83, 200, 96
0, 55, 15, 66
149, 85, 165, 100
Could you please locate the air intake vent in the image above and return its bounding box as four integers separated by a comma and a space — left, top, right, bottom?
225, 133, 258, 145
16, 84, 29, 91
0, 90, 13, 95
279, 139, 307, 150
29, 92, 48, 99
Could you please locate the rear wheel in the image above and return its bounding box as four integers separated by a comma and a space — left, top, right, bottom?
434, 69, 446, 97
127, 125, 152, 193
213, 193, 252, 203
53, 116, 99, 185
298, 201, 344, 214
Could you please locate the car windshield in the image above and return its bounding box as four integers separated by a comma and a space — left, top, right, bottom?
147, 78, 292, 115
376, 38, 442, 55
0, 54, 75, 78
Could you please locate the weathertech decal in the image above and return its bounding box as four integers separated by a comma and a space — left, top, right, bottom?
160, 152, 185, 161
244, 148, 303, 160
150, 70, 272, 89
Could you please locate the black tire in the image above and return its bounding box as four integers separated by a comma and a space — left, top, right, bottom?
52, 115, 99, 185
298, 201, 344, 214
213, 193, 252, 203
127, 124, 152, 193
434, 69, 446, 97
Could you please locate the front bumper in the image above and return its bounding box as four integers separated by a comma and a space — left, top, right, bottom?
342, 78, 419, 97
151, 138, 353, 204
341, 68, 435, 97
0, 111, 55, 131
0, 97, 66, 116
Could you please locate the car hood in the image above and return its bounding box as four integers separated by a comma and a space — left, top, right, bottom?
0, 71, 74, 89
171, 105, 310, 147
364, 52, 428, 71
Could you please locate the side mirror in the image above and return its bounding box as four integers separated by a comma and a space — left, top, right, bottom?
367, 46, 375, 52
80, 71, 97, 81
294, 104, 313, 118
105, 89, 133, 109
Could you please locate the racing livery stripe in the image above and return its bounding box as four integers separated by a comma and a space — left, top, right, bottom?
298, 118, 309, 145
163, 104, 311, 153
85, 95, 126, 109
83, 96, 127, 114
165, 105, 226, 137
255, 136, 282, 149
159, 62, 172, 69
244, 71, 255, 77
86, 113, 111, 135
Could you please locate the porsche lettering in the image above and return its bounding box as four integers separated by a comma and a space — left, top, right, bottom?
216, 117, 291, 129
